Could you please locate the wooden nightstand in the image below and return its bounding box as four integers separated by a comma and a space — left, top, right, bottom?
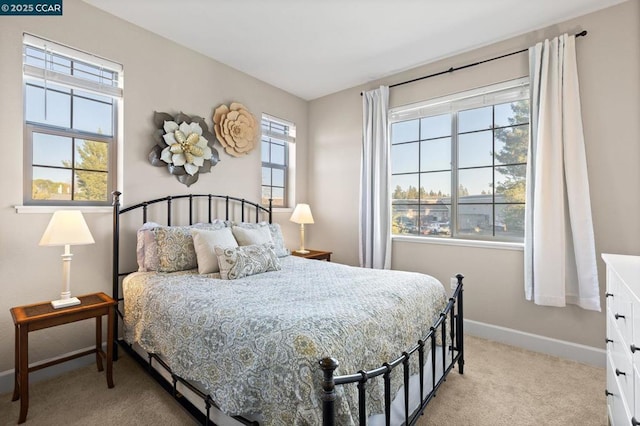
10, 292, 116, 424
291, 249, 332, 261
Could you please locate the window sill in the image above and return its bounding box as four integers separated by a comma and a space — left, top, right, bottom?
392, 235, 524, 251
272, 207, 293, 214
15, 205, 113, 214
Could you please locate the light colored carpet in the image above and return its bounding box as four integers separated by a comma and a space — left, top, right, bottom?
0, 335, 606, 425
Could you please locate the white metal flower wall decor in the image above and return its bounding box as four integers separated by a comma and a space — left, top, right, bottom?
149, 112, 220, 187
212, 102, 258, 157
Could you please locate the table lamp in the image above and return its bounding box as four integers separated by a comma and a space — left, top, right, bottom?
39, 210, 95, 309
290, 203, 314, 254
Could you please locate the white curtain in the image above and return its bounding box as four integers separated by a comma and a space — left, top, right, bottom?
360, 86, 391, 269
525, 34, 600, 311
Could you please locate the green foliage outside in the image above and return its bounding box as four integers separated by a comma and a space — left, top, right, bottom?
391, 100, 529, 236
32, 139, 108, 201
493, 100, 529, 232
32, 179, 71, 200
71, 140, 108, 201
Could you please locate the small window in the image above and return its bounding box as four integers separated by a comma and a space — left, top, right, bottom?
261, 114, 295, 207
23, 34, 123, 205
390, 79, 529, 242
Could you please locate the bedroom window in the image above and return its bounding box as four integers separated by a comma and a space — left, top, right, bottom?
22, 34, 123, 206
261, 114, 295, 208
389, 78, 529, 242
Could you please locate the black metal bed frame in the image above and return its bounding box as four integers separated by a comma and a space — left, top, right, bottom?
111, 192, 464, 426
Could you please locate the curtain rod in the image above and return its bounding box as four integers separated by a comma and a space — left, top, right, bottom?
361, 30, 587, 95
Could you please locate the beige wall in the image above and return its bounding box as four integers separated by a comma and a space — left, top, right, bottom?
308, 0, 640, 349
0, 0, 637, 377
0, 0, 307, 372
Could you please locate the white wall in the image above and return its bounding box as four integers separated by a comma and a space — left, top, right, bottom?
0, 0, 307, 372
308, 0, 640, 349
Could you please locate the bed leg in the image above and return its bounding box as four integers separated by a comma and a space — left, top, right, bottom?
320, 357, 339, 426
456, 273, 465, 375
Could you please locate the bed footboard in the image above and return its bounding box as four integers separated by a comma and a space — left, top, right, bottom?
320, 274, 464, 426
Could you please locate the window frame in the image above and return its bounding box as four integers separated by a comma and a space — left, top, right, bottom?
22, 34, 122, 207
389, 78, 529, 243
261, 114, 295, 208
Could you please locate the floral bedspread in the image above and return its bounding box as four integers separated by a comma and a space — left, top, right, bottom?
123, 256, 446, 425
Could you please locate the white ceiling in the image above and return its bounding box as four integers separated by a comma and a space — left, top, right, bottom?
83, 0, 625, 100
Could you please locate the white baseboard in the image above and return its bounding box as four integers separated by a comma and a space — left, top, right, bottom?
0, 344, 100, 395
464, 319, 605, 368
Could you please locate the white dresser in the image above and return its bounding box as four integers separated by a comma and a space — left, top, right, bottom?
603, 253, 640, 425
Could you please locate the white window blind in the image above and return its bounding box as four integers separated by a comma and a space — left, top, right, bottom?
261, 113, 296, 144
23, 33, 123, 98
390, 77, 528, 122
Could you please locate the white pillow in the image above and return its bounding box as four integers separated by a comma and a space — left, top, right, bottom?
232, 225, 273, 246
233, 222, 290, 257
191, 228, 238, 274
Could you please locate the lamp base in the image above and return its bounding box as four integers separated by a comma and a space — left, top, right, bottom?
295, 249, 310, 254
51, 297, 81, 309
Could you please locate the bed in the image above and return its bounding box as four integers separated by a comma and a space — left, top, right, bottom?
111, 192, 464, 425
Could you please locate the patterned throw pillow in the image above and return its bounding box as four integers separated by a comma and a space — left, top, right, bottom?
136, 222, 161, 271
214, 243, 281, 280
233, 222, 290, 257
153, 222, 226, 272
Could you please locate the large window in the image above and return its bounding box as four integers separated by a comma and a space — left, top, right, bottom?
261, 114, 295, 207
390, 79, 529, 242
23, 34, 122, 205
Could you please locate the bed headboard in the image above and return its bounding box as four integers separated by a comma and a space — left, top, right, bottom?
111, 191, 272, 357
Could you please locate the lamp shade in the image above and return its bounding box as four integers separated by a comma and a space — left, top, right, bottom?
290, 203, 314, 224
39, 210, 95, 246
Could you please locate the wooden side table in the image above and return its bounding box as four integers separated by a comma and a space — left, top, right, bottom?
10, 292, 116, 424
291, 249, 332, 261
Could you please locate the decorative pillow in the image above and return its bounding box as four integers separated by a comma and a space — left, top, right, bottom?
136, 222, 161, 272
215, 243, 281, 280
151, 221, 227, 273
232, 225, 273, 246
233, 222, 290, 257
191, 227, 238, 274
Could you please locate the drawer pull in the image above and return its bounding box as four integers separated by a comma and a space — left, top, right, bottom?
632, 417, 639, 426
605, 338, 613, 344
605, 293, 614, 298
615, 368, 626, 377
614, 313, 626, 320
631, 344, 638, 353
605, 389, 613, 396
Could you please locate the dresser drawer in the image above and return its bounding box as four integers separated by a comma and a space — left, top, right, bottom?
633, 302, 640, 358
608, 317, 627, 358
607, 355, 632, 426
611, 290, 634, 346
611, 345, 634, 413
635, 366, 640, 421
603, 254, 640, 426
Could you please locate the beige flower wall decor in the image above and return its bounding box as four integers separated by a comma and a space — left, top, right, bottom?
149, 112, 220, 187
212, 103, 258, 157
